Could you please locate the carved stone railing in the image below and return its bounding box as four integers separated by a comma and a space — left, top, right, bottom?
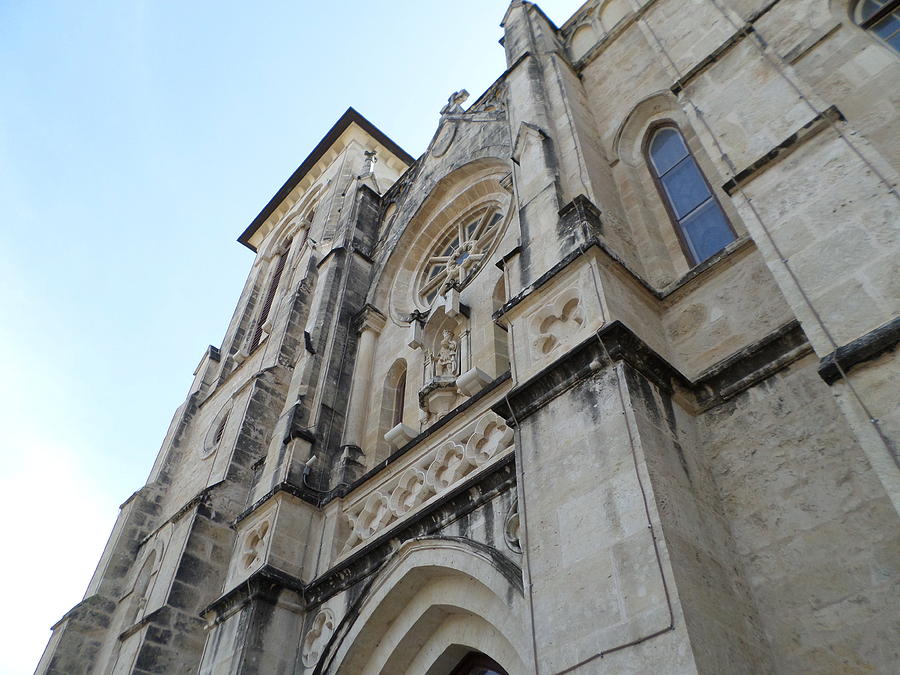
341, 410, 514, 554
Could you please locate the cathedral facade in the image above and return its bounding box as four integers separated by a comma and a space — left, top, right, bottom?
38, 1, 900, 673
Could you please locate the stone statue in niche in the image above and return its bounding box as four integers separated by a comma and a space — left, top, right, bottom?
434, 330, 459, 377
416, 309, 465, 425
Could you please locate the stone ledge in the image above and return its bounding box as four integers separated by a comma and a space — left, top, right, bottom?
50, 594, 116, 631
233, 480, 323, 527
657, 236, 753, 299
493, 321, 684, 425
818, 317, 900, 385
672, 25, 753, 95
116, 604, 205, 642
722, 105, 844, 195
493, 319, 815, 424
693, 320, 812, 408
201, 565, 306, 623
138, 481, 226, 545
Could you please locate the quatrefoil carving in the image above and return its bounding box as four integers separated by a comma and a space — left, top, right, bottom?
354, 491, 392, 540
301, 608, 335, 667
465, 417, 513, 467
426, 441, 470, 490
241, 519, 270, 570
340, 411, 516, 555
389, 467, 432, 517
533, 294, 585, 356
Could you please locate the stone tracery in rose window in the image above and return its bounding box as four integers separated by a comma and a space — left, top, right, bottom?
417, 205, 505, 307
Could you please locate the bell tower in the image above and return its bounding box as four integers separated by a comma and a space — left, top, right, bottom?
36, 108, 413, 675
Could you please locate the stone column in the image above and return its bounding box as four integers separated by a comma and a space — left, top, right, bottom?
340, 306, 386, 478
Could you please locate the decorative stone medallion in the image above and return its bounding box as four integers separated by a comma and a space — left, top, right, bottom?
241, 518, 270, 570
431, 121, 457, 157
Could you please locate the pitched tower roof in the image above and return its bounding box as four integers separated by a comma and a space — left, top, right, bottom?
238, 107, 414, 251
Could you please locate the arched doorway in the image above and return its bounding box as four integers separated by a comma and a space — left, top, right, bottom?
322, 538, 529, 674
449, 651, 509, 675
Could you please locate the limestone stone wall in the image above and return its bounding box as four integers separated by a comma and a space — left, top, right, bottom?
699, 354, 900, 672
660, 245, 795, 379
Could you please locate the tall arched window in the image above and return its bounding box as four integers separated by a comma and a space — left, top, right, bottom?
645, 125, 736, 265
855, 1, 900, 52
124, 549, 157, 627
376, 359, 409, 459
391, 363, 406, 427
249, 250, 288, 351
491, 276, 510, 376
379, 359, 408, 434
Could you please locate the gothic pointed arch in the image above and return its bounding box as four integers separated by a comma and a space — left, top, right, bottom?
612, 91, 744, 283
315, 537, 529, 675
377, 358, 408, 458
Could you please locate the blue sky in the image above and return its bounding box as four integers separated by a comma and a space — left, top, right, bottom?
0, 1, 585, 671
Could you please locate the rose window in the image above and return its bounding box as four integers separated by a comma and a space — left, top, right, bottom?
418, 205, 505, 306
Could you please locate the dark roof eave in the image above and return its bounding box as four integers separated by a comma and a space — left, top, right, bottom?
237, 107, 415, 251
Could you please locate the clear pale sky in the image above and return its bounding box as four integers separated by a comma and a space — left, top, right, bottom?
0, 1, 586, 672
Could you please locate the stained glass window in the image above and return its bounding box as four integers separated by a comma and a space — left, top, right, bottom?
417, 205, 505, 306
647, 126, 735, 265
856, 0, 900, 52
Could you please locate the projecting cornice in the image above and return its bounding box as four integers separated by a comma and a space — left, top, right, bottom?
237, 107, 415, 252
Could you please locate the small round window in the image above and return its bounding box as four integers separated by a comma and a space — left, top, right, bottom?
201, 402, 232, 458
417, 204, 506, 307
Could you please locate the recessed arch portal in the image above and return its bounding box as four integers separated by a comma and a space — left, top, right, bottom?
317, 537, 529, 675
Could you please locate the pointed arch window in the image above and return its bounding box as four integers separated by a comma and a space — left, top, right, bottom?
392, 363, 406, 427
249, 251, 288, 351
491, 276, 510, 376
646, 125, 736, 265
855, 1, 900, 51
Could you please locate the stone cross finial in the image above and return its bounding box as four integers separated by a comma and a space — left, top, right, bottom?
440, 89, 469, 115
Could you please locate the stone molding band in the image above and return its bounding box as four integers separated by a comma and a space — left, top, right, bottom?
494, 319, 812, 425
722, 106, 844, 196
201, 456, 518, 619
818, 317, 900, 385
